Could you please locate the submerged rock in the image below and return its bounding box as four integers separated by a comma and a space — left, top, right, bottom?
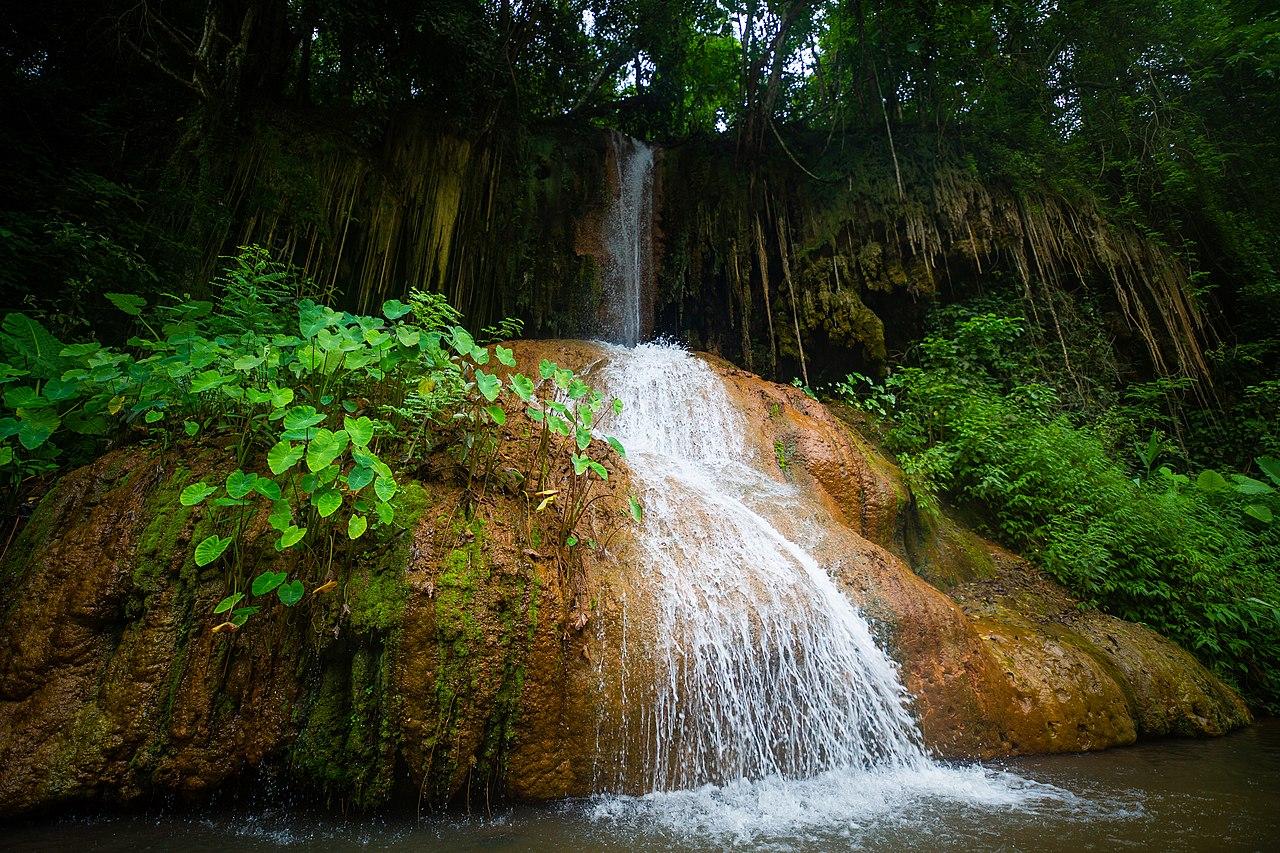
0, 341, 1249, 818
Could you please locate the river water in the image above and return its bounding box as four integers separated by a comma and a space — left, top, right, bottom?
5, 719, 1278, 851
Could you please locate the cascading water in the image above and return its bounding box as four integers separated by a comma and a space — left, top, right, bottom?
585, 133, 1065, 841
598, 132, 653, 347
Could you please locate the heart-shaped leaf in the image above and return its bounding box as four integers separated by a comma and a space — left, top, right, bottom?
347, 464, 375, 492
315, 488, 342, 518
180, 482, 218, 506
276, 524, 307, 550
495, 345, 516, 367
475, 370, 501, 402
251, 570, 287, 596
509, 373, 534, 401
225, 470, 257, 499
277, 579, 305, 606
213, 592, 244, 614
382, 299, 413, 319
348, 513, 368, 540
344, 415, 374, 448
194, 534, 233, 567
374, 475, 397, 502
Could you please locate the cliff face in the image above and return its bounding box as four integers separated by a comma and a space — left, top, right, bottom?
0, 341, 1247, 818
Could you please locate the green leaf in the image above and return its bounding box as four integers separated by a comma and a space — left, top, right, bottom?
509, 373, 534, 401
575, 426, 591, 450
268, 440, 304, 475
1231, 474, 1273, 496
628, 494, 644, 523
231, 606, 260, 627
232, 354, 263, 372
180, 482, 218, 506
548, 415, 570, 437
189, 369, 229, 394
526, 406, 544, 423
253, 478, 282, 500
1244, 504, 1274, 524
1257, 457, 1280, 488
348, 513, 368, 540
277, 579, 305, 606
315, 488, 342, 518
104, 292, 146, 316
375, 500, 395, 525
571, 453, 589, 475
17, 408, 59, 450
144, 409, 164, 424
344, 415, 374, 447
382, 299, 413, 320
269, 499, 293, 531
611, 398, 623, 415
587, 460, 608, 479
306, 428, 350, 472
568, 378, 590, 400
475, 370, 501, 402
194, 534, 233, 567
487, 404, 506, 425
495, 345, 517, 367
606, 436, 626, 457
251, 570, 287, 596
213, 592, 243, 614
276, 524, 307, 550
1196, 469, 1230, 492
284, 405, 326, 432
538, 359, 557, 379
2, 313, 64, 378
225, 470, 257, 499
470, 346, 490, 365
374, 475, 397, 502
184, 420, 200, 437
0, 447, 12, 466
449, 325, 475, 355
347, 464, 375, 492
566, 534, 578, 548
271, 386, 295, 408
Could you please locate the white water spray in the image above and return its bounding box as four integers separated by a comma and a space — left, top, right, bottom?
585, 133, 1065, 839
599, 133, 653, 347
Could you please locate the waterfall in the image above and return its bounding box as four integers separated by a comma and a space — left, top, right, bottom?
598, 133, 653, 347
598, 343, 931, 791
585, 131, 1056, 840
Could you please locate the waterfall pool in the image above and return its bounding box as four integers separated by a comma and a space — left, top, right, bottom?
5, 719, 1278, 851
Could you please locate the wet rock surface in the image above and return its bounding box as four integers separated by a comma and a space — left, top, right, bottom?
0, 341, 1249, 817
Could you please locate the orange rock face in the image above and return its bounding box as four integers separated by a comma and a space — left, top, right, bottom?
0, 341, 1250, 818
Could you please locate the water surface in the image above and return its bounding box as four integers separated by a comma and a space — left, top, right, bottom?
7, 720, 1278, 852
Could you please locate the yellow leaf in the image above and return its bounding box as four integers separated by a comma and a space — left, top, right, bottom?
210, 621, 238, 634
108, 395, 125, 415
536, 494, 556, 512
312, 579, 338, 595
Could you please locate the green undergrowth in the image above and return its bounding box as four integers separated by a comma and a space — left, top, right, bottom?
842, 307, 1280, 708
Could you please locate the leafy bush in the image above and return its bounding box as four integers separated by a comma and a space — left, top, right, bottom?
0, 246, 630, 631
852, 311, 1280, 708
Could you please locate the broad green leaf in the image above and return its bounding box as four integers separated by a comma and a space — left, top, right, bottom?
232, 354, 263, 371
587, 460, 608, 479
17, 408, 59, 450
104, 292, 146, 316
230, 606, 260, 627
283, 405, 326, 432
276, 524, 307, 549
575, 426, 591, 450
1244, 504, 1274, 524
538, 359, 557, 379
487, 404, 506, 425
225, 470, 257, 499
184, 420, 200, 437
277, 579, 305, 606
180, 482, 218, 506
495, 345, 516, 367
606, 436, 626, 457
253, 478, 282, 500
315, 488, 342, 518
548, 415, 570, 437
374, 500, 395, 525
4, 386, 44, 409
526, 406, 544, 423
1257, 457, 1280, 488
1196, 469, 1229, 492
144, 409, 164, 424
268, 440, 304, 475
189, 369, 229, 393
0, 447, 11, 466
611, 398, 623, 415
1231, 474, 1273, 496
568, 378, 589, 400
251, 570, 287, 596
475, 370, 501, 402
344, 415, 374, 448
374, 475, 397, 502
213, 592, 243, 614
2, 313, 64, 378
449, 325, 475, 355
268, 499, 293, 531
396, 326, 420, 347
271, 386, 295, 408
348, 514, 368, 540
382, 299, 413, 320
306, 428, 350, 472
571, 453, 589, 475
194, 534, 233, 567
347, 464, 375, 492
509, 373, 534, 401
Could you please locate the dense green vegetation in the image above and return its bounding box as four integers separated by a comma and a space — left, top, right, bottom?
836, 306, 1280, 706
2, 2, 1278, 708
1, 248, 628, 628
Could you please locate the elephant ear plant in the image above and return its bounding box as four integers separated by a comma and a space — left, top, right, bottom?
0, 246, 633, 632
